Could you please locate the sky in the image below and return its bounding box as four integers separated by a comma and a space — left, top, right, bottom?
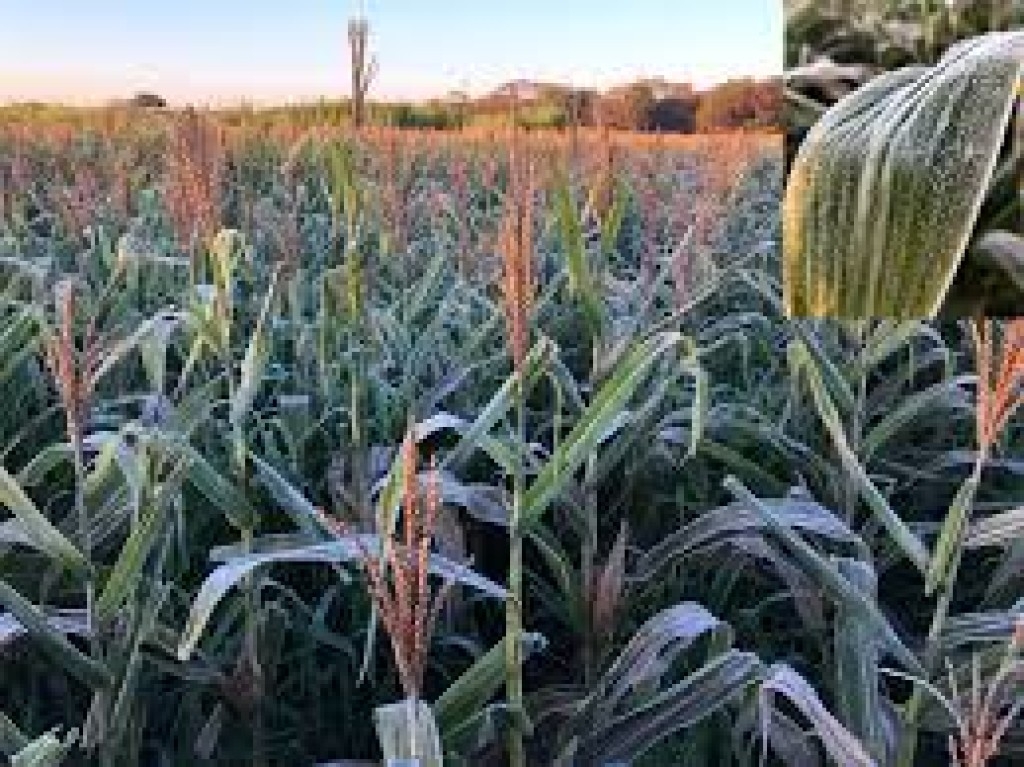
0, 0, 782, 106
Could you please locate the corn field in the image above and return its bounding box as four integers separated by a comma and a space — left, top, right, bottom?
2, 105, 1024, 767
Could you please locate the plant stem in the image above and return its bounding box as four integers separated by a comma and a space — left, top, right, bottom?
897, 457, 983, 767
506, 371, 526, 767
229, 351, 265, 767
582, 342, 601, 687
351, 338, 368, 521
74, 428, 110, 766
408, 695, 418, 760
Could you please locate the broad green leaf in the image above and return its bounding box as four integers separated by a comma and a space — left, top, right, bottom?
106, 582, 170, 750
521, 331, 685, 530
925, 470, 978, 596
0, 581, 110, 689
580, 650, 761, 766
177, 537, 507, 660
725, 477, 923, 676
250, 453, 334, 539
784, 32, 1024, 317
89, 312, 184, 388
599, 178, 627, 257
552, 169, 603, 333
833, 559, 886, 764
965, 506, 1024, 549
0, 464, 87, 575
861, 377, 972, 459
96, 490, 175, 623
0, 609, 88, 645
179, 442, 253, 532
589, 602, 727, 722
759, 664, 876, 767
788, 322, 855, 416
434, 631, 546, 743
0, 711, 29, 756
792, 339, 929, 574
631, 494, 859, 583
10, 730, 75, 767
940, 608, 1024, 652
16, 444, 73, 489
442, 336, 554, 472
229, 268, 281, 429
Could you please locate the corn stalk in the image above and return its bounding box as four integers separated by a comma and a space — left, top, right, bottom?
348, 14, 378, 130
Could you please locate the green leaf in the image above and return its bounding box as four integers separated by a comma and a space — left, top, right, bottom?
0, 463, 87, 575
631, 494, 859, 583
442, 336, 554, 473
521, 331, 685, 530
861, 377, 972, 460
0, 711, 29, 756
177, 538, 507, 661
89, 312, 184, 389
553, 170, 603, 333
250, 453, 334, 539
96, 490, 175, 623
599, 179, 627, 258
179, 441, 254, 532
833, 559, 886, 764
10, 730, 75, 767
940, 608, 1024, 652
230, 268, 281, 429
724, 476, 923, 676
925, 471, 978, 596
965, 506, 1024, 549
0, 580, 110, 689
759, 663, 876, 767
434, 631, 547, 746
792, 340, 929, 574
784, 32, 1024, 317
581, 650, 761, 765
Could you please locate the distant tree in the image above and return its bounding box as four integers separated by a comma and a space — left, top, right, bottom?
596, 83, 656, 131
696, 79, 781, 132
127, 92, 167, 108
650, 95, 698, 132
447, 90, 470, 129
559, 89, 599, 128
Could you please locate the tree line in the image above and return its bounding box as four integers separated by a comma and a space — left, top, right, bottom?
211, 78, 781, 133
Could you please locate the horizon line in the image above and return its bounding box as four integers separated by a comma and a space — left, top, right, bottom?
0, 73, 779, 110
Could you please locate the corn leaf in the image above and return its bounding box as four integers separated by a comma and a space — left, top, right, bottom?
792, 339, 929, 574
434, 631, 547, 745
925, 470, 978, 595
0, 711, 29, 756
759, 663, 876, 767
725, 476, 923, 676
784, 32, 1024, 317
580, 650, 762, 765
0, 580, 110, 689
177, 537, 507, 661
0, 463, 87, 575
10, 730, 75, 767
229, 268, 281, 429
522, 331, 685, 530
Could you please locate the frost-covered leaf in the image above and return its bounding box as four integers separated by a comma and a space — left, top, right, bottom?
784, 32, 1024, 317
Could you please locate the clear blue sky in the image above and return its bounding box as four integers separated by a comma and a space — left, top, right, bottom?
0, 0, 782, 105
